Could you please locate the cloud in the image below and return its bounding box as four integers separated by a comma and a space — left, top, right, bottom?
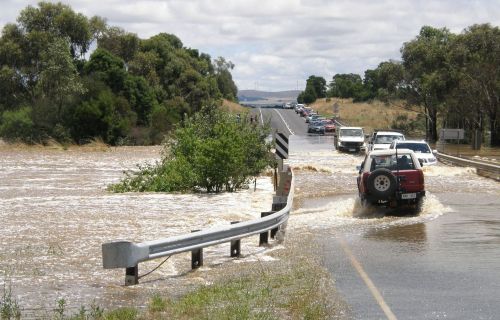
1, 0, 499, 91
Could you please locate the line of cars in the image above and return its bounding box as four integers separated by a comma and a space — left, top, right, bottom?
353, 129, 438, 211
293, 104, 336, 134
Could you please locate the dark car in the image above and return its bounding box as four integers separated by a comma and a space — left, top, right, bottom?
307, 120, 325, 134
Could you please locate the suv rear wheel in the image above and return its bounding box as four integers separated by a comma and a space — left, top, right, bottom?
367, 168, 397, 199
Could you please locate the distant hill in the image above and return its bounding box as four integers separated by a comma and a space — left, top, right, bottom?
238, 90, 300, 105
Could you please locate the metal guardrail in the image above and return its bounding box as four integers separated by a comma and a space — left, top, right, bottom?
102, 166, 294, 285
436, 152, 500, 181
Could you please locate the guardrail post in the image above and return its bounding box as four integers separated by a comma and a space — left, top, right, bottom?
230, 221, 241, 257
125, 265, 139, 286
259, 212, 273, 245
191, 230, 203, 269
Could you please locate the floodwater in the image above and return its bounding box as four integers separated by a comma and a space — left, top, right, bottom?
286, 135, 500, 319
287, 135, 498, 232
1, 135, 499, 318
0, 146, 276, 315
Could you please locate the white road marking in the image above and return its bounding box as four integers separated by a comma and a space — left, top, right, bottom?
273, 109, 295, 135
338, 237, 398, 320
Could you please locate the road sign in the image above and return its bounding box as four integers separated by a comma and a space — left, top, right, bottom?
275, 132, 288, 159
333, 102, 339, 114
440, 129, 464, 140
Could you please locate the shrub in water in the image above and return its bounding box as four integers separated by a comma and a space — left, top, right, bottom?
110, 107, 273, 193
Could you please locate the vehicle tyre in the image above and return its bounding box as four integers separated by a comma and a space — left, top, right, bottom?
367, 168, 397, 200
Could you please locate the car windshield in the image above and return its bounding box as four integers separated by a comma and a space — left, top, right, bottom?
369, 154, 415, 171
375, 135, 403, 144
340, 129, 363, 137
395, 143, 431, 153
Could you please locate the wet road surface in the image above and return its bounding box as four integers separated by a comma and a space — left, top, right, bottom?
260, 108, 500, 319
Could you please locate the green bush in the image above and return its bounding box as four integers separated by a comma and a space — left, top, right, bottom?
0, 107, 35, 143
109, 108, 272, 193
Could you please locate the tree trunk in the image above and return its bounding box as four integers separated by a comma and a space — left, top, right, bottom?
429, 108, 438, 143
489, 112, 500, 147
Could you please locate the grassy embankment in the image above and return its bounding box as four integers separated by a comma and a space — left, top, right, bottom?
309, 98, 420, 134
221, 99, 248, 114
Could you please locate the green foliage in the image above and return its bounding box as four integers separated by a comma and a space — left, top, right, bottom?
1, 284, 21, 320
214, 57, 238, 101
0, 3, 235, 145
17, 2, 93, 58
328, 73, 364, 99
401, 26, 454, 142
110, 108, 272, 193
297, 75, 326, 104
363, 60, 405, 101
391, 113, 425, 136
97, 27, 139, 63
0, 107, 35, 143
101, 308, 138, 320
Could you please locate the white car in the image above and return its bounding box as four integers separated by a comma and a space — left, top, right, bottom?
389, 140, 438, 166
336, 126, 366, 152
370, 131, 405, 151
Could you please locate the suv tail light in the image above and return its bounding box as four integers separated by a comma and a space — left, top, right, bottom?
418, 169, 424, 186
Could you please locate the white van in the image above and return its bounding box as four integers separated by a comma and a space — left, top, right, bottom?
336, 127, 366, 152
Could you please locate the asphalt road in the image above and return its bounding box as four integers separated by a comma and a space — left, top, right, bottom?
258, 106, 500, 320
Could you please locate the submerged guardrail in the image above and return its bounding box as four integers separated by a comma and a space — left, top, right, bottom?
102, 164, 294, 286
436, 152, 500, 181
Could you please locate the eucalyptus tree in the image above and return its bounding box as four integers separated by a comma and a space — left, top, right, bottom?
448, 24, 500, 146
328, 73, 363, 99
401, 26, 455, 142
213, 56, 238, 101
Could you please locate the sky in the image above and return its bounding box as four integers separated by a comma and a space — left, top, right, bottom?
1, 0, 499, 92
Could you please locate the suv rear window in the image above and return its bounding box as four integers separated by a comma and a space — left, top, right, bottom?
395, 143, 431, 153
370, 154, 415, 171
375, 135, 404, 144
340, 129, 363, 137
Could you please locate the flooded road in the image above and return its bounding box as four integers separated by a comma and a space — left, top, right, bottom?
287, 135, 499, 319
0, 146, 276, 315
261, 108, 500, 319
2, 107, 499, 318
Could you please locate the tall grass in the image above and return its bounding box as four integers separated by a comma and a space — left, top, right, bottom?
1, 283, 21, 320
310, 98, 419, 133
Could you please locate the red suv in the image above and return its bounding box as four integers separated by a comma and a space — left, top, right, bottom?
357, 149, 425, 209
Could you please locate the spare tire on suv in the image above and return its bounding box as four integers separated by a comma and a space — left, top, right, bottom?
366, 168, 397, 200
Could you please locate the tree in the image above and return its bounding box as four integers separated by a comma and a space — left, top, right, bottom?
401, 26, 455, 142
98, 26, 139, 63
36, 38, 85, 122
297, 75, 326, 103
213, 57, 238, 101
0, 107, 34, 143
448, 24, 500, 146
84, 48, 127, 92
328, 73, 363, 99
363, 61, 405, 102
17, 2, 92, 58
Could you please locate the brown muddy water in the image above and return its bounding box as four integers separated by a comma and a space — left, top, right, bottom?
2, 137, 499, 317
0, 146, 276, 315
287, 135, 500, 319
